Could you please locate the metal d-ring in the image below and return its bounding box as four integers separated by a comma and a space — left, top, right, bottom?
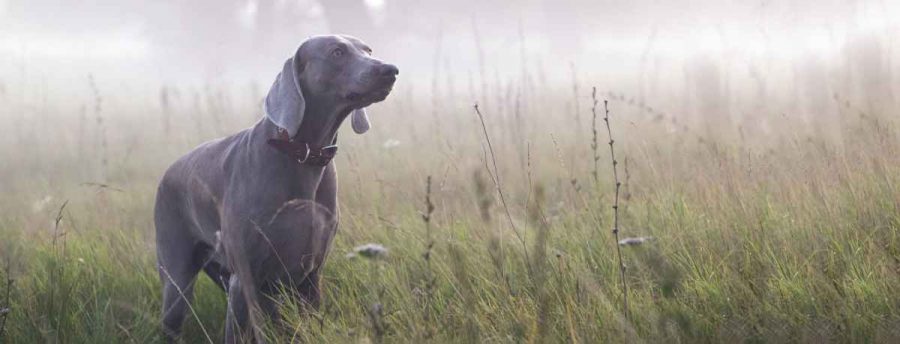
295, 142, 311, 163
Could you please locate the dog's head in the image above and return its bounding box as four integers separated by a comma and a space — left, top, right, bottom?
265, 35, 398, 138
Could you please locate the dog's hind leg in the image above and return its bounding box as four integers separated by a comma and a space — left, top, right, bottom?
155, 187, 203, 342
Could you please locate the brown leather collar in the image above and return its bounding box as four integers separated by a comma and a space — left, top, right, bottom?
267, 127, 338, 166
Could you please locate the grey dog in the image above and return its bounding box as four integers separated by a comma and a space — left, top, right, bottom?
154, 35, 398, 342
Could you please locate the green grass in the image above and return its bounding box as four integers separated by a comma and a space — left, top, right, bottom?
1, 83, 899, 343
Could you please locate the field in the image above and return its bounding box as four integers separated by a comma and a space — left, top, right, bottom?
1, 61, 899, 343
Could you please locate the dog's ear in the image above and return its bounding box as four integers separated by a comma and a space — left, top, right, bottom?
351, 108, 370, 134
264, 52, 305, 137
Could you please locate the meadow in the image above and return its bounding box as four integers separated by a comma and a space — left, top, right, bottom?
0, 59, 899, 343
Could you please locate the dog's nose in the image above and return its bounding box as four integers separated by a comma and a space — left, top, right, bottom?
378, 64, 399, 77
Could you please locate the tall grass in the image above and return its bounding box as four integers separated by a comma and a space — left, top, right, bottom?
1, 52, 899, 342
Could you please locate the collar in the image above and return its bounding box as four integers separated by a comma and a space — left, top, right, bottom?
267, 127, 338, 166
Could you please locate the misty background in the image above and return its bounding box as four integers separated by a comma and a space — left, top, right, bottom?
0, 0, 898, 133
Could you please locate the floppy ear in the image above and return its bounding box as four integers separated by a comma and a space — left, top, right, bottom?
264, 53, 305, 137
351, 108, 370, 134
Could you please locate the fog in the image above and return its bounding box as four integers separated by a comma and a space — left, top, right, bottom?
1, 0, 898, 121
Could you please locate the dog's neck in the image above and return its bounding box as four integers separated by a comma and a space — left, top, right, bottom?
246, 113, 328, 200
258, 99, 351, 166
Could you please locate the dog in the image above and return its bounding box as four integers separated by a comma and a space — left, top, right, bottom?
154, 35, 398, 342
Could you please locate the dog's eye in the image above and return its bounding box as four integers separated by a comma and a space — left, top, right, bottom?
331, 48, 344, 58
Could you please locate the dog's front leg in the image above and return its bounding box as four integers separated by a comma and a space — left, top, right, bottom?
224, 275, 248, 344
220, 214, 265, 344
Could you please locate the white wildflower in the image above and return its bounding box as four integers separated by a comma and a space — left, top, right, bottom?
618, 236, 655, 246
350, 243, 388, 259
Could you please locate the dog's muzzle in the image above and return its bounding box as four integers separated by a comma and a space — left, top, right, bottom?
346, 64, 398, 103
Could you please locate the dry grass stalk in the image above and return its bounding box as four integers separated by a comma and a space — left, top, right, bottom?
591, 89, 602, 185
87, 75, 107, 182
473, 103, 529, 259
420, 175, 437, 338
46, 200, 68, 334
597, 88, 629, 318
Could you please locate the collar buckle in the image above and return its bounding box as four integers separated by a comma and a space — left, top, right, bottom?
268, 128, 338, 166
